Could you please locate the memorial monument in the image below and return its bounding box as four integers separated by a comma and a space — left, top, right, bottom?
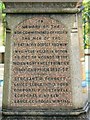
2, 0, 89, 119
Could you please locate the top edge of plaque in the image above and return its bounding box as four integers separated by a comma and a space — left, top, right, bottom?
2, 0, 81, 3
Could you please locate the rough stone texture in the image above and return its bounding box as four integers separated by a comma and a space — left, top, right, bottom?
2, 1, 82, 14
1, 114, 90, 120
10, 16, 72, 108
2, 3, 81, 14
3, 13, 88, 111
2, 0, 89, 119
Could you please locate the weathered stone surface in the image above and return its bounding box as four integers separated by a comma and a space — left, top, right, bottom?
2, 0, 88, 119
1, 113, 89, 120
2, 2, 81, 14
10, 16, 72, 108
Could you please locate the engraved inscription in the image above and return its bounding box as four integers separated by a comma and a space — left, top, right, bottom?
11, 16, 72, 108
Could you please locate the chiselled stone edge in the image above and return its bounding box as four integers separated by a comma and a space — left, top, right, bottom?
3, 8, 81, 14
2, 102, 90, 116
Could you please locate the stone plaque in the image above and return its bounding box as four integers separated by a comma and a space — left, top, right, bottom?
10, 16, 72, 108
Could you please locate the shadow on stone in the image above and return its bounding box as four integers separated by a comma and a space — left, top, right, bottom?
1, 114, 90, 120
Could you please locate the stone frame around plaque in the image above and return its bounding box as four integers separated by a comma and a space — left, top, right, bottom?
2, 1, 88, 116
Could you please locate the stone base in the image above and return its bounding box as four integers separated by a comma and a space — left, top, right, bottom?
2, 102, 89, 116
1, 103, 90, 120
1, 113, 90, 120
